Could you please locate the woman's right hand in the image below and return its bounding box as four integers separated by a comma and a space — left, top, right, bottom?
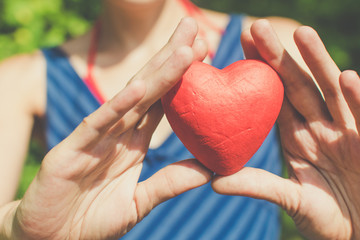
0, 17, 212, 240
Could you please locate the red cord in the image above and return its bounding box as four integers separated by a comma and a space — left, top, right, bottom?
84, 1, 226, 104
84, 20, 106, 104
178, 0, 225, 59
178, 0, 224, 34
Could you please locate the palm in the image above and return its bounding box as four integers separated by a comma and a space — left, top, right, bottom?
71, 131, 152, 239
280, 118, 360, 239
71, 165, 143, 239
60, 133, 147, 239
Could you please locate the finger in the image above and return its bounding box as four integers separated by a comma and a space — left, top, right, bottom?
146, 45, 193, 101
65, 80, 146, 149
240, 29, 262, 60
133, 38, 207, 132
294, 26, 352, 126
137, 17, 199, 77
212, 167, 301, 216
340, 70, 360, 131
135, 101, 163, 132
108, 45, 194, 137
134, 159, 212, 221
276, 98, 306, 179
277, 96, 304, 132
250, 19, 329, 122
128, 39, 207, 138
108, 18, 200, 137
192, 38, 208, 62
132, 101, 164, 149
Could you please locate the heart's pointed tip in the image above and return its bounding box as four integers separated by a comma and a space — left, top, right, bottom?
212, 166, 244, 176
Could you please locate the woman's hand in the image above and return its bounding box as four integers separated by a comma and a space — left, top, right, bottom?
212, 20, 360, 240
1, 17, 211, 240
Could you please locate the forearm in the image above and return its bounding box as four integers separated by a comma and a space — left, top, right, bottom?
0, 200, 21, 239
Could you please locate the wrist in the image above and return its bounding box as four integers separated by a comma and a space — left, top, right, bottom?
0, 200, 21, 240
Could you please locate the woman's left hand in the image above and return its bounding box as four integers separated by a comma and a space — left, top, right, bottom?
212, 20, 360, 240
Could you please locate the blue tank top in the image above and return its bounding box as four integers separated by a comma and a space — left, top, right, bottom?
43, 14, 282, 240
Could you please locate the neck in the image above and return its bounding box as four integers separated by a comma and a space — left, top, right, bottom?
99, 0, 187, 51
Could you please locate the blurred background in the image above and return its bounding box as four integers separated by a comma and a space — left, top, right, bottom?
1, 0, 359, 239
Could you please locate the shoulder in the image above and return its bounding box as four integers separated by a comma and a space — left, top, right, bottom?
0, 50, 46, 76
0, 50, 46, 116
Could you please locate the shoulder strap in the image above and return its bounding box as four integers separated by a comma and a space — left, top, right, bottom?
84, 21, 106, 104
212, 14, 245, 69
42, 47, 101, 150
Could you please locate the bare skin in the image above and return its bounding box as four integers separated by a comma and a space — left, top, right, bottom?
0, 0, 302, 206
212, 20, 360, 240
1, 1, 359, 239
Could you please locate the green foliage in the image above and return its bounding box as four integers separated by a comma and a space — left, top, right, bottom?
1, 0, 359, 71
2, 1, 358, 239
195, 0, 360, 72
15, 141, 43, 199
0, 0, 100, 60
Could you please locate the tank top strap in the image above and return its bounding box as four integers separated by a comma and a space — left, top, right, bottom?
83, 21, 106, 104
42, 47, 101, 150
212, 14, 245, 69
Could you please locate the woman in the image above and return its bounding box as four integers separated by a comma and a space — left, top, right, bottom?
0, 0, 302, 239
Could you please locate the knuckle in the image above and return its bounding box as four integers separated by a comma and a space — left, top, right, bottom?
81, 116, 92, 128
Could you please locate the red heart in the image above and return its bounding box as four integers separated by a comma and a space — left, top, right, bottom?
162, 60, 283, 175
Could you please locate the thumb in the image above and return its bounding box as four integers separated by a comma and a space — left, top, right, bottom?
134, 159, 212, 221
211, 167, 301, 215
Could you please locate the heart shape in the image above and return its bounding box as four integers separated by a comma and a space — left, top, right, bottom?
162, 60, 284, 175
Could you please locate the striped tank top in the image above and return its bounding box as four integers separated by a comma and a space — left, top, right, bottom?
43, 14, 282, 240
